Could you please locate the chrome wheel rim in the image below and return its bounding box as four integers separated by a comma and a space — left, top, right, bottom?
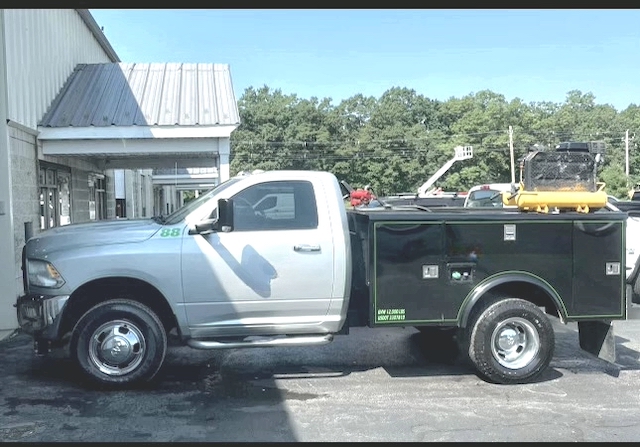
490, 317, 540, 370
88, 320, 146, 376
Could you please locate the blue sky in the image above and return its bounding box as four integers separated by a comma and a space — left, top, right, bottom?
90, 9, 640, 111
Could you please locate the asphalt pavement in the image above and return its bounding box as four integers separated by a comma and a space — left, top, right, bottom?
2, 317, 640, 442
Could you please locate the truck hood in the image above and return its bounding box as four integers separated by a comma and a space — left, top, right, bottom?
27, 219, 162, 257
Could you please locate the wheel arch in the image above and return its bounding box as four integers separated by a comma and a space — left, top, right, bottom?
58, 276, 180, 339
458, 271, 567, 328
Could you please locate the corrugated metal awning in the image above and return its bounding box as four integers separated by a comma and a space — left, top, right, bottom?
36, 62, 240, 170
39, 62, 240, 128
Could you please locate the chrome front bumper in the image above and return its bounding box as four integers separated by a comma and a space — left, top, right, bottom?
16, 294, 69, 338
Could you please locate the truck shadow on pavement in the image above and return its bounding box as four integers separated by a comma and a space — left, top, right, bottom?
0, 332, 302, 442
4, 323, 640, 390
3, 322, 640, 390
2, 323, 640, 442
2, 323, 640, 441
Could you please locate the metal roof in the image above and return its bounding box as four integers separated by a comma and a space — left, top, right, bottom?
77, 10, 120, 62
39, 63, 240, 127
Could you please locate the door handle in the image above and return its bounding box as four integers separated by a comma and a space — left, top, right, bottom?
294, 244, 321, 252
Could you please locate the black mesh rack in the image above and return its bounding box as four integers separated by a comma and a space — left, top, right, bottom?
520, 141, 605, 192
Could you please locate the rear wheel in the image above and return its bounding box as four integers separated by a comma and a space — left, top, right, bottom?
466, 298, 554, 384
70, 299, 167, 388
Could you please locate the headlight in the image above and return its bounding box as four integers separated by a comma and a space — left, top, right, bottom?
27, 259, 65, 288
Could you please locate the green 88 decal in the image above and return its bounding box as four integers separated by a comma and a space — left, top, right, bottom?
160, 228, 181, 237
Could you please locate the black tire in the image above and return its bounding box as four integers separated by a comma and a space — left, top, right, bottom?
466, 298, 554, 384
69, 299, 167, 388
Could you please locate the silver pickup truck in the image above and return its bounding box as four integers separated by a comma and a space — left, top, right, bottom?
16, 170, 639, 389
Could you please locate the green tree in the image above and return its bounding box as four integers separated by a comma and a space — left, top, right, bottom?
230, 84, 638, 199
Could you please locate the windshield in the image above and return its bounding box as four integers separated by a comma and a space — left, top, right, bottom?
163, 176, 245, 225
465, 190, 505, 208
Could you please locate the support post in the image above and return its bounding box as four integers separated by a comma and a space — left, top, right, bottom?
509, 126, 515, 184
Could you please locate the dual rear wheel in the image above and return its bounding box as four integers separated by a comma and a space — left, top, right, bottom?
418, 298, 554, 384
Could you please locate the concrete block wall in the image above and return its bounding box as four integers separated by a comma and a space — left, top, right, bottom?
70, 168, 90, 221
105, 169, 116, 219
8, 125, 39, 295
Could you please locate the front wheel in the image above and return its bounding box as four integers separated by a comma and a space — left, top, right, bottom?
69, 299, 167, 388
466, 298, 554, 384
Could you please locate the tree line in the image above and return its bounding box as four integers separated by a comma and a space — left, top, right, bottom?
229, 86, 640, 199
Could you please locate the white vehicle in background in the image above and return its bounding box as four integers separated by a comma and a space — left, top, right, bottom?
606, 201, 640, 280
463, 183, 515, 208
626, 215, 640, 279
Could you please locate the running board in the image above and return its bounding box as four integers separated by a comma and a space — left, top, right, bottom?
187, 334, 334, 350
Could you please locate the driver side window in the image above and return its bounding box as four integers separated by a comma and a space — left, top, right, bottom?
231, 180, 318, 232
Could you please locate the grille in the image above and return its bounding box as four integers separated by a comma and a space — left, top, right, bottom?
522, 151, 597, 192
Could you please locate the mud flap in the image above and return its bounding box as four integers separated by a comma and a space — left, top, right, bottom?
578, 320, 616, 364
627, 284, 640, 319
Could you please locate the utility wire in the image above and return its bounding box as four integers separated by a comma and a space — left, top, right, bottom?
231, 129, 637, 148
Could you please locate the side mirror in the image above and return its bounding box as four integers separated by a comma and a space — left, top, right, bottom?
188, 198, 235, 235
189, 218, 217, 235
217, 198, 234, 232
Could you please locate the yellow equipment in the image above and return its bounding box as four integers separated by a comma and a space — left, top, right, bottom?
503, 183, 608, 213
505, 141, 608, 214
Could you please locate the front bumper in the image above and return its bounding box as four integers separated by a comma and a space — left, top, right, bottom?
15, 293, 69, 339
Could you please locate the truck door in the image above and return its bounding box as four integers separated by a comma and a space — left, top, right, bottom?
181, 180, 335, 334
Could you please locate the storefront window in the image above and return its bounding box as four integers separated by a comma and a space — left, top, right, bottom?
58, 172, 71, 226
39, 163, 71, 230
88, 173, 106, 220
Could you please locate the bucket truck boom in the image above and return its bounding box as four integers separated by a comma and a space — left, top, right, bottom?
417, 146, 473, 197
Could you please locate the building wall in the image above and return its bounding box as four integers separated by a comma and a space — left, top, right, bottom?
105, 169, 116, 219
2, 9, 115, 303
7, 123, 118, 295
4, 9, 114, 129
0, 10, 16, 331
124, 169, 154, 218
117, 169, 149, 218
140, 170, 153, 218
37, 144, 116, 222
8, 125, 39, 296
